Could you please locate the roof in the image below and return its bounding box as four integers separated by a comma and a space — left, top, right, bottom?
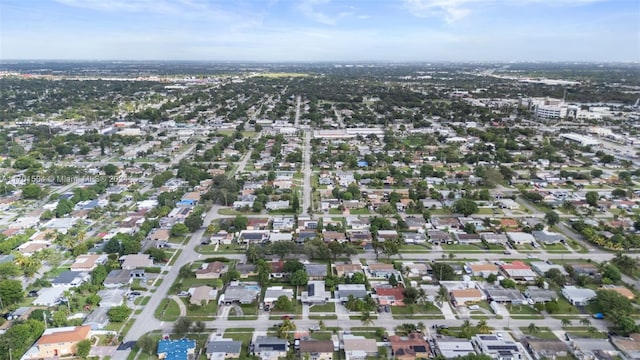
469, 263, 499, 272
343, 336, 378, 353
600, 285, 635, 299
501, 261, 531, 270
369, 263, 395, 271
195, 261, 225, 275
52, 271, 88, 285
254, 336, 288, 352
206, 339, 242, 354
375, 287, 405, 300
390, 333, 430, 359
37, 325, 91, 345
299, 340, 334, 353
450, 288, 483, 299
525, 339, 569, 354
334, 263, 363, 273
157, 339, 196, 360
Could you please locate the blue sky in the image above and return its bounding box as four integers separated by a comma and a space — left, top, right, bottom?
1, 0, 638, 62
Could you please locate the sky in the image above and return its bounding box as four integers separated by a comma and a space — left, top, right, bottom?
0, 0, 638, 62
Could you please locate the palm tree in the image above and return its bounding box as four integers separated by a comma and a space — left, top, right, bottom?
277, 319, 296, 339
561, 318, 572, 328
588, 326, 598, 334
477, 320, 492, 334
528, 322, 539, 334
360, 311, 374, 327
417, 322, 426, 333
580, 318, 591, 327
435, 286, 450, 307
417, 288, 428, 306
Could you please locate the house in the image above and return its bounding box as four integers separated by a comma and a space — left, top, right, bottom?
299, 340, 334, 360
33, 287, 66, 306
205, 338, 242, 360
334, 264, 363, 277
610, 334, 640, 360
484, 286, 526, 304
70, 254, 107, 272
466, 263, 499, 278
52, 271, 90, 288
401, 262, 430, 277
236, 263, 257, 278
600, 285, 635, 300
343, 335, 378, 360
269, 261, 286, 279
265, 200, 289, 211
301, 281, 330, 305
337, 284, 368, 301
367, 263, 396, 278
190, 285, 215, 306
431, 217, 461, 230
157, 339, 196, 360
427, 230, 451, 244
532, 230, 565, 245
210, 231, 233, 245
524, 338, 570, 360
251, 336, 289, 359
402, 232, 427, 244
103, 269, 143, 288
570, 338, 619, 360
195, 262, 228, 279
377, 230, 399, 241
120, 254, 154, 270
506, 232, 535, 245
389, 333, 430, 360
221, 283, 260, 305
375, 287, 405, 306
455, 233, 482, 244
562, 286, 597, 306
97, 289, 126, 307
472, 333, 524, 360
434, 337, 476, 358
148, 229, 171, 242
263, 286, 294, 307
524, 287, 558, 303
323, 231, 347, 243
450, 288, 485, 305
306, 263, 328, 280
83, 307, 110, 330
530, 262, 568, 277
499, 261, 537, 282
24, 325, 91, 359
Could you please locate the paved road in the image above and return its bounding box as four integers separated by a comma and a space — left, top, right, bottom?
301, 129, 312, 215
293, 95, 301, 128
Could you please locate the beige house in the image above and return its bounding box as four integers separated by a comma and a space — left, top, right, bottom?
195, 261, 228, 279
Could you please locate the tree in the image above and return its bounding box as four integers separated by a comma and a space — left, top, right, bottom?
290, 269, 309, 287
171, 223, 189, 236
500, 279, 517, 289
22, 183, 43, 199
580, 318, 591, 327
544, 211, 560, 226
173, 317, 193, 337
270, 241, 297, 261
283, 260, 305, 273
432, 263, 456, 281
435, 286, 450, 307
561, 318, 572, 327
137, 335, 157, 355
389, 273, 398, 287
527, 323, 539, 334
291, 192, 300, 213
104, 238, 121, 254
273, 295, 293, 311
452, 198, 479, 216
192, 320, 206, 333
586, 191, 599, 207
76, 339, 91, 358
232, 215, 248, 231
477, 320, 492, 334
277, 319, 296, 338
602, 263, 621, 282
102, 164, 118, 176
0, 279, 25, 305
486, 273, 498, 283
184, 213, 203, 232
591, 290, 632, 318
380, 240, 400, 260
91, 265, 108, 286
107, 305, 132, 322
360, 310, 374, 326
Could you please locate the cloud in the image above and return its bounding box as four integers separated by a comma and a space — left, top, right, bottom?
296, 0, 337, 25
403, 0, 605, 23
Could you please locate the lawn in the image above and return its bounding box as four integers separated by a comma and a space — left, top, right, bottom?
441, 244, 484, 252
309, 303, 335, 313
310, 332, 333, 341
228, 304, 258, 320
155, 298, 181, 321
391, 304, 441, 316
400, 244, 431, 253
505, 304, 543, 318
350, 208, 371, 215
518, 326, 559, 340
183, 298, 218, 319
566, 329, 608, 339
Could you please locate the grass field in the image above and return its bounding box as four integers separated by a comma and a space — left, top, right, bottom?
309, 303, 335, 313
155, 298, 181, 321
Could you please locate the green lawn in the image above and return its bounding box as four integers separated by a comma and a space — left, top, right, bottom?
310, 303, 335, 313
183, 298, 219, 319
310, 332, 333, 340
518, 327, 559, 340
228, 304, 258, 320
441, 244, 484, 252
505, 304, 542, 316
223, 332, 252, 358
155, 298, 181, 321
391, 304, 441, 316
350, 208, 371, 215
566, 329, 608, 339
400, 244, 432, 253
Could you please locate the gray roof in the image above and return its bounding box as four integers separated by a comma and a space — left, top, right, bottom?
224, 285, 259, 303
83, 306, 110, 330
254, 336, 288, 351
104, 269, 133, 286
52, 271, 88, 285
206, 340, 242, 354
306, 264, 328, 277
532, 231, 565, 244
